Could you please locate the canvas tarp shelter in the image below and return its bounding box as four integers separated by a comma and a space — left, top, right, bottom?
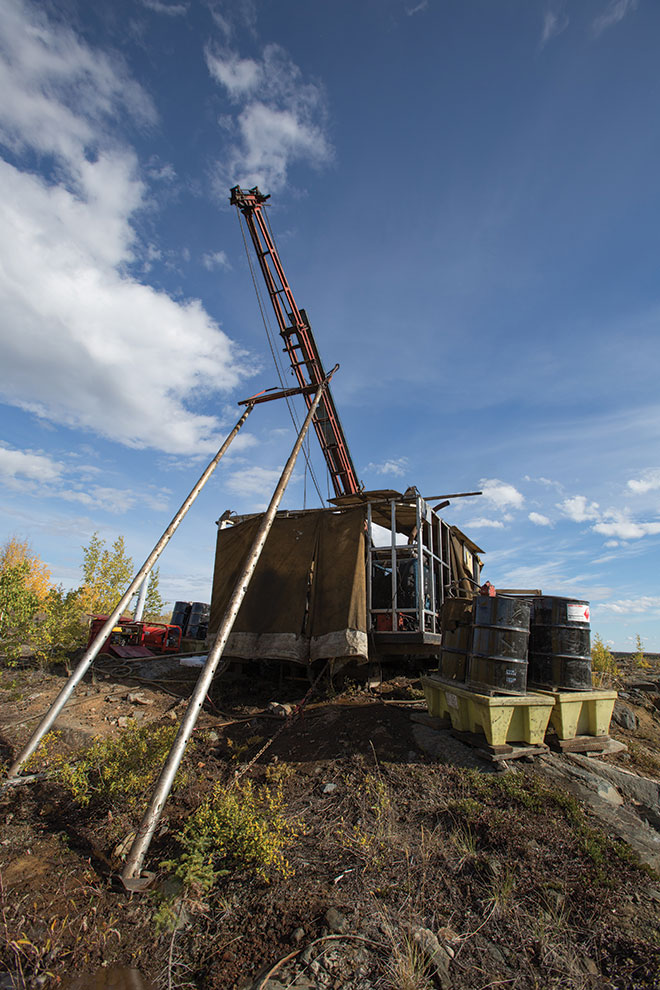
208, 507, 368, 664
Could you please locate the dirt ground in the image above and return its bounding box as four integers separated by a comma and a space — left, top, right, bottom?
1, 656, 660, 990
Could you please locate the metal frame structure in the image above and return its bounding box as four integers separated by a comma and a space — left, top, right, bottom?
230, 185, 360, 498
367, 494, 452, 651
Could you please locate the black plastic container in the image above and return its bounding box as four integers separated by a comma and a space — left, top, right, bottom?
171, 600, 191, 633
468, 595, 531, 696
528, 596, 592, 690
187, 602, 210, 640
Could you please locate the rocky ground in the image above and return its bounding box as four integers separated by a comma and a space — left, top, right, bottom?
0, 655, 659, 990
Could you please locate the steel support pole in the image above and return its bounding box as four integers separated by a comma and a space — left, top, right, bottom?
6, 406, 254, 781
121, 376, 331, 885
133, 570, 150, 622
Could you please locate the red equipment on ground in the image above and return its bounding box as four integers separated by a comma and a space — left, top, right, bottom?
87, 615, 182, 659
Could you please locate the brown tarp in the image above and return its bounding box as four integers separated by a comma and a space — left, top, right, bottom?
208, 507, 368, 663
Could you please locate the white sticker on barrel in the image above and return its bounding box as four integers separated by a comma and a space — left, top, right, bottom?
446, 692, 459, 709
567, 603, 590, 622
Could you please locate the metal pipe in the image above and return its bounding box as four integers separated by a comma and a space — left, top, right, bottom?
6, 406, 254, 781
121, 375, 332, 885
133, 570, 150, 622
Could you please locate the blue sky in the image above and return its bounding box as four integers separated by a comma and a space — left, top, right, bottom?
1, 0, 659, 650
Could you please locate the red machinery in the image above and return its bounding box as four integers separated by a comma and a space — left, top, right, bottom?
230, 186, 360, 499
87, 615, 182, 659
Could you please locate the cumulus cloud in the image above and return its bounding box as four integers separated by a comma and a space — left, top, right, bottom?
479, 479, 524, 511
593, 510, 660, 541
627, 469, 660, 495
207, 43, 332, 191
528, 512, 551, 527
592, 0, 637, 36
365, 457, 408, 478
0, 0, 253, 454
558, 495, 601, 522
0, 445, 64, 483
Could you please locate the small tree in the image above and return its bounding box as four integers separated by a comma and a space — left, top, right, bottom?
143, 566, 168, 621
0, 559, 40, 661
78, 533, 134, 616
633, 633, 650, 670
591, 633, 619, 687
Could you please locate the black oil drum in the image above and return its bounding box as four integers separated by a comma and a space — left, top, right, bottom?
187, 602, 210, 640
468, 595, 531, 696
171, 601, 191, 634
528, 597, 591, 690
439, 598, 473, 682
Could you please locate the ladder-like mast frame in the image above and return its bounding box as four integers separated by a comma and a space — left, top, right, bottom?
230, 185, 361, 498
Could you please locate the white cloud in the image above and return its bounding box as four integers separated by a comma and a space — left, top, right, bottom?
365, 457, 408, 478
0, 445, 64, 482
558, 495, 601, 522
202, 250, 232, 271
0, 0, 254, 454
593, 510, 660, 541
207, 43, 332, 192
627, 469, 660, 495
479, 479, 524, 511
528, 512, 551, 527
598, 596, 660, 615
224, 465, 283, 497
206, 50, 262, 97
592, 0, 637, 36
541, 10, 569, 46
465, 517, 505, 529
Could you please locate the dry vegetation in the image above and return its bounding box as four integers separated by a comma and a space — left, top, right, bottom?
0, 658, 659, 989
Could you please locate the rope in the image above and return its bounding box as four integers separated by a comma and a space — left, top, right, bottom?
236, 207, 326, 507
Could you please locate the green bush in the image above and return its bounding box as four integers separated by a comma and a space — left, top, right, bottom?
55, 723, 178, 810
591, 633, 619, 686
164, 772, 298, 894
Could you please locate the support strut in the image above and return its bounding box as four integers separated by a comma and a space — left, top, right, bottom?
121, 372, 333, 886
5, 405, 254, 781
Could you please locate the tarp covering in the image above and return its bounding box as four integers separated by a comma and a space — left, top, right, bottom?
208, 507, 368, 664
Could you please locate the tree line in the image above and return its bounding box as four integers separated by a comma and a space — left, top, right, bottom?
0, 534, 168, 663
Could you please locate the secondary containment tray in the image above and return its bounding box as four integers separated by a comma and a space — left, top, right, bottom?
421, 675, 555, 747
532, 687, 617, 740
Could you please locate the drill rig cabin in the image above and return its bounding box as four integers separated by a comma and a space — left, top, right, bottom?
207, 188, 483, 669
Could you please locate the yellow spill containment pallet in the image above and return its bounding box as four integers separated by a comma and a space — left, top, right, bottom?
532, 687, 617, 740
421, 675, 555, 747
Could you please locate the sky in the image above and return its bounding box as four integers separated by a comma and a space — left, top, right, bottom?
1, 0, 659, 650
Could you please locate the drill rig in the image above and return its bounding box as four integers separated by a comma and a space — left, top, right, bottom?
210, 187, 483, 661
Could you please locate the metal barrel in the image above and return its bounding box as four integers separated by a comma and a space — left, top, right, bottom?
468, 595, 531, 696
171, 601, 191, 632
187, 602, 210, 640
528, 596, 592, 690
439, 598, 473, 682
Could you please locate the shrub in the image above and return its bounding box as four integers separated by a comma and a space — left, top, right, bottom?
164, 772, 298, 894
55, 723, 178, 810
591, 633, 619, 686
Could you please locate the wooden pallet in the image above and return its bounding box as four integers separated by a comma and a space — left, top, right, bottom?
547, 734, 625, 754
450, 729, 549, 763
